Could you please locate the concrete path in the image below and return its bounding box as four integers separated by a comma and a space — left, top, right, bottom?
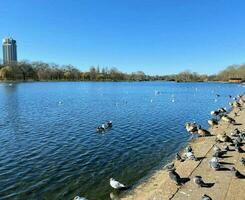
122, 97, 245, 200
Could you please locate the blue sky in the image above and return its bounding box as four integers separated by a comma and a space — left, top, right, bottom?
0, 0, 245, 75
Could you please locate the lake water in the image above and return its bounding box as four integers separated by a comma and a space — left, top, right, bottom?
0, 82, 244, 200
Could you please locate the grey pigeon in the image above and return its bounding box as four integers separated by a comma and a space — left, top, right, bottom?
240, 157, 245, 165
186, 146, 193, 152
201, 194, 212, 200
175, 153, 182, 161
209, 160, 222, 171
169, 169, 182, 185
184, 151, 197, 161
213, 144, 221, 152
165, 162, 175, 171
193, 176, 214, 188
213, 149, 226, 158
230, 167, 245, 178
235, 144, 245, 153
223, 144, 230, 151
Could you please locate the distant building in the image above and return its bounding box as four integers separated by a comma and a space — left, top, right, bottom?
2, 37, 17, 65
229, 78, 242, 83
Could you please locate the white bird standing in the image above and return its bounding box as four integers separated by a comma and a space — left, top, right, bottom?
110, 178, 126, 189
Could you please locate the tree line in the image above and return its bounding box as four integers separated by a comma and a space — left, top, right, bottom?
0, 61, 245, 82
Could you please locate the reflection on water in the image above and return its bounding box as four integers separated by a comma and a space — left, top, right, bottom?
0, 82, 244, 200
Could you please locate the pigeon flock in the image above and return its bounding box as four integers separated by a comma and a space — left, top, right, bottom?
167, 94, 245, 199
75, 94, 245, 200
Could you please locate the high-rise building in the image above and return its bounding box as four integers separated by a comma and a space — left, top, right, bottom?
2, 37, 17, 65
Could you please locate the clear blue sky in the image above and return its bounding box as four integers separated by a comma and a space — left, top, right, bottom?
1, 0, 245, 75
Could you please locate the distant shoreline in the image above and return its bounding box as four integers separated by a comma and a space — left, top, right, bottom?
0, 80, 243, 84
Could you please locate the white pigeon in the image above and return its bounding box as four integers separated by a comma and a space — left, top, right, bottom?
73, 196, 88, 200
110, 178, 126, 189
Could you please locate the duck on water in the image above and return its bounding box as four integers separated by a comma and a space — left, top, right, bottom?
96, 121, 113, 132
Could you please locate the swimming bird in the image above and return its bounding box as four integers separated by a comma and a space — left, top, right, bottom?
73, 196, 88, 200
201, 194, 212, 200
208, 119, 218, 126
106, 120, 113, 128
96, 126, 105, 132
230, 167, 245, 178
110, 178, 126, 190
168, 169, 182, 185
193, 176, 214, 188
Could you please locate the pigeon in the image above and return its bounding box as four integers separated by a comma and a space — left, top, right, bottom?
240, 157, 245, 165
193, 176, 214, 187
110, 178, 126, 190
213, 149, 226, 158
231, 128, 240, 136
210, 110, 220, 116
234, 144, 245, 153
165, 162, 175, 171
218, 107, 226, 113
185, 122, 198, 133
208, 119, 218, 126
233, 136, 242, 144
201, 194, 212, 200
186, 146, 193, 152
175, 153, 183, 161
230, 167, 245, 178
216, 133, 233, 143
197, 126, 212, 137
213, 144, 221, 152
73, 196, 88, 200
221, 115, 235, 124
209, 160, 222, 171
184, 151, 197, 161
168, 169, 182, 185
